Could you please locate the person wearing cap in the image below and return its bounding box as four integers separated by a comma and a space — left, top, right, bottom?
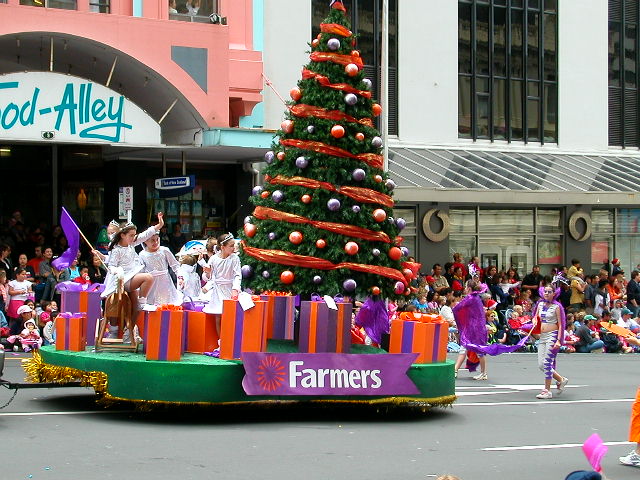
618, 307, 640, 333
575, 315, 605, 353
7, 306, 42, 352
425, 275, 436, 293
612, 257, 624, 276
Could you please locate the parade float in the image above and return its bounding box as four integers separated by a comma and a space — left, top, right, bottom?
19, 0, 455, 409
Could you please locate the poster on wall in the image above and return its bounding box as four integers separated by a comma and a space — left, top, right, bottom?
538, 240, 562, 264
591, 241, 610, 265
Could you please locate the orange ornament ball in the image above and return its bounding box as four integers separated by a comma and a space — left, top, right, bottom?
345, 63, 359, 77
355, 132, 365, 141
331, 125, 345, 138
316, 239, 326, 249
374, 175, 383, 183
244, 223, 257, 238
344, 241, 359, 255
290, 87, 302, 101
301, 194, 312, 204
371, 286, 381, 296
277, 151, 286, 161
261, 191, 270, 199
388, 247, 402, 261
312, 39, 320, 48
281, 120, 294, 134
372, 103, 382, 116
289, 231, 303, 245
372, 208, 387, 222
280, 270, 295, 284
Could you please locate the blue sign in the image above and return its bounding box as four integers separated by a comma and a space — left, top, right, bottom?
155, 175, 196, 198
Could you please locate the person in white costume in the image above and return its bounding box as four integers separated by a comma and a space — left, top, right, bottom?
177, 255, 202, 299
140, 232, 182, 306
201, 233, 241, 340
93, 213, 164, 311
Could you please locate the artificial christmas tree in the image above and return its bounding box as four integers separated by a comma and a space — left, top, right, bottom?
239, 0, 416, 301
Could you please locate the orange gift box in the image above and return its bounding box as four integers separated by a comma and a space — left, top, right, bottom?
219, 299, 267, 360
182, 311, 219, 353
144, 310, 184, 361
389, 318, 447, 364
55, 313, 87, 351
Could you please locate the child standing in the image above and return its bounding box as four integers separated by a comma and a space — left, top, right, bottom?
177, 255, 202, 299
140, 232, 182, 306
7, 269, 33, 335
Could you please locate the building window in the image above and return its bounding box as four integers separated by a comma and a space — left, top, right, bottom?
170, 0, 219, 22
20, 0, 77, 8
312, 0, 398, 135
89, 0, 110, 13
458, 0, 557, 143
609, 0, 639, 147
393, 207, 416, 259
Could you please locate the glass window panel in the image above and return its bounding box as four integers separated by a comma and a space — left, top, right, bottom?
543, 13, 557, 81
543, 83, 557, 142
617, 209, 640, 233
393, 208, 416, 230
357, 0, 375, 64
544, 0, 556, 12
479, 209, 534, 233
495, 0, 506, 5
625, 25, 637, 88
479, 236, 533, 272
537, 209, 561, 233
493, 7, 507, 77
616, 236, 640, 276
450, 236, 477, 262
609, 22, 621, 87
477, 77, 490, 93
510, 80, 524, 140
511, 9, 524, 78
389, 0, 397, 68
47, 0, 76, 9
527, 98, 540, 141
476, 5, 490, 76
458, 76, 472, 137
512, 0, 523, 7
528, 0, 540, 9
592, 209, 614, 233
527, 12, 540, 80
537, 237, 562, 269
527, 81, 540, 97
450, 209, 476, 234
591, 235, 613, 270
476, 94, 490, 138
493, 79, 507, 140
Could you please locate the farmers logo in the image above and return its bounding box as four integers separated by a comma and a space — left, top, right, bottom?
255, 356, 286, 392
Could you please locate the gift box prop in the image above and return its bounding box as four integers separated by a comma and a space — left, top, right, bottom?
298, 296, 353, 353
55, 313, 87, 351
260, 293, 296, 341
57, 282, 104, 346
389, 317, 448, 364
182, 311, 219, 353
144, 309, 185, 361
219, 298, 267, 360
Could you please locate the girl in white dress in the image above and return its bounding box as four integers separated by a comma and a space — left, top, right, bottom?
140, 232, 182, 306
94, 213, 164, 310
201, 233, 241, 339
177, 255, 202, 299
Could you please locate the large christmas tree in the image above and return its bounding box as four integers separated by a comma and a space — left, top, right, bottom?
239, 0, 412, 300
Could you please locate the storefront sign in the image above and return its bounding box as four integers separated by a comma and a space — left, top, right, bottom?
0, 71, 161, 145
241, 352, 419, 396
155, 175, 196, 198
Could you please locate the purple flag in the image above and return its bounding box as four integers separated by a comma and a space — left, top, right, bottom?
52, 207, 80, 271
452, 292, 488, 346
242, 352, 419, 396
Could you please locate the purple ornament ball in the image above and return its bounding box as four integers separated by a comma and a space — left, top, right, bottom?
313, 275, 323, 284
352, 168, 366, 181
371, 136, 383, 148
372, 248, 381, 257
306, 125, 315, 134
362, 78, 373, 90
396, 217, 406, 230
327, 198, 341, 211
394, 281, 405, 294
400, 246, 410, 257
262, 270, 271, 279
343, 278, 357, 292
264, 151, 275, 164
295, 156, 309, 169
241, 265, 254, 278
327, 38, 341, 51
385, 179, 396, 191
352, 205, 361, 213
252, 185, 263, 196
344, 93, 358, 106
272, 190, 284, 203
268, 232, 277, 241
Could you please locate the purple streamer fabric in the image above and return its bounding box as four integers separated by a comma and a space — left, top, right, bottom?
354, 297, 389, 345
452, 292, 488, 346
52, 207, 80, 271
56, 281, 105, 293
465, 335, 531, 356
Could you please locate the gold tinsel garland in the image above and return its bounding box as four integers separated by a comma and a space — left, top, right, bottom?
23, 351, 108, 395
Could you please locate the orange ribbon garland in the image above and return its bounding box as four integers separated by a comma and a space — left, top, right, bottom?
289, 104, 373, 128
242, 242, 408, 286
253, 206, 391, 243
301, 69, 372, 98
280, 138, 383, 170
266, 174, 394, 208
320, 23, 351, 36
310, 51, 364, 69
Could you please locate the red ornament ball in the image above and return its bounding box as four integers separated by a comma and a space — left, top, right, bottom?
244, 223, 257, 238
371, 286, 381, 296
345, 63, 359, 77
388, 247, 402, 261
312, 39, 320, 48
289, 231, 303, 245
301, 194, 312, 204
344, 241, 359, 255
373, 208, 387, 222
290, 87, 302, 101
403, 268, 414, 280
351, 50, 360, 57
372, 103, 382, 116
404, 289, 411, 296
281, 120, 294, 134
261, 191, 270, 199
277, 151, 286, 161
331, 125, 345, 138
374, 174, 383, 183
316, 239, 326, 249
280, 270, 295, 284
355, 132, 365, 141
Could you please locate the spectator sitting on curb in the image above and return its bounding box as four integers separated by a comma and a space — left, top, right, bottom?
575, 315, 605, 353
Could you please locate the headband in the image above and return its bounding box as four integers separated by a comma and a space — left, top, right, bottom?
221, 233, 234, 244
111, 221, 136, 234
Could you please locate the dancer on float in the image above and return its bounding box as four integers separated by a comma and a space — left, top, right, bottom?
93, 212, 164, 311
140, 230, 182, 306
201, 233, 241, 344
532, 278, 569, 400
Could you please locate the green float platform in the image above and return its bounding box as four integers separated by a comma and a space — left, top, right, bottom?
25, 342, 456, 408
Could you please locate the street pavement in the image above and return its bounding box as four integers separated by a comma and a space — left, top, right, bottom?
1, 350, 638, 480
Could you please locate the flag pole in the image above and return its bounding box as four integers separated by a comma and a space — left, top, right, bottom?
62, 207, 109, 270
